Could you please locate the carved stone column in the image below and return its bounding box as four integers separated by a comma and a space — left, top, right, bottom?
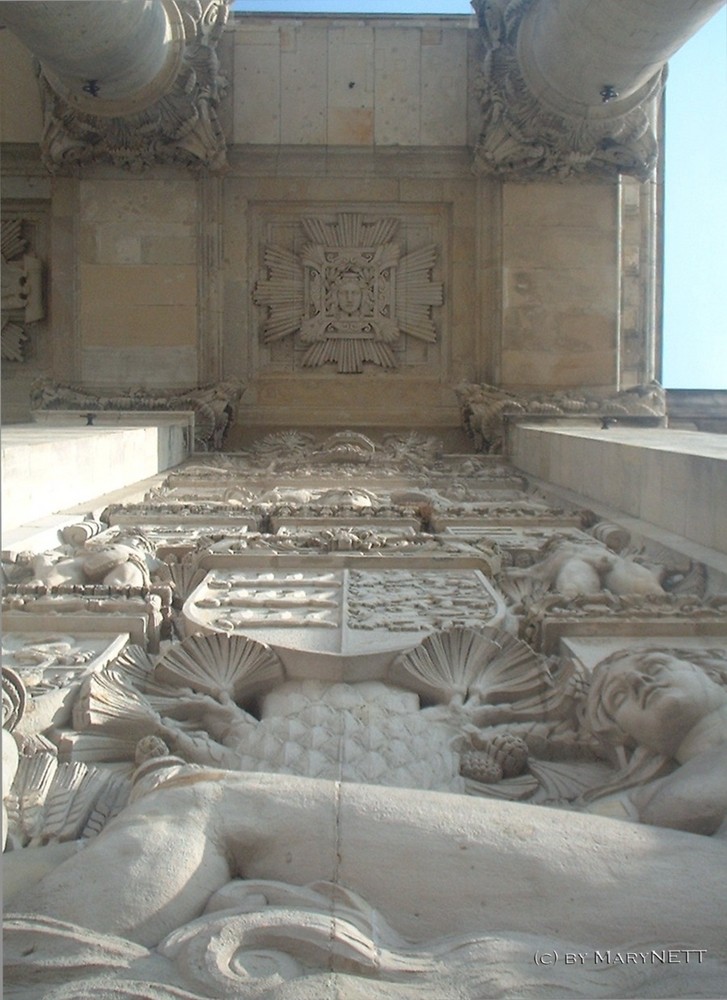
0, 0, 229, 172
473, 0, 725, 179
0, 1, 185, 113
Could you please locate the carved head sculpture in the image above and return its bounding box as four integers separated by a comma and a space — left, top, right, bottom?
585, 648, 727, 758
335, 271, 364, 316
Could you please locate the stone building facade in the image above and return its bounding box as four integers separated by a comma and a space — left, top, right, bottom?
2, 2, 727, 997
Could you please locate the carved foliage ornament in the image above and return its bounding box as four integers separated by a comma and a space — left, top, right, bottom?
30, 378, 244, 451
471, 0, 663, 180
35, 0, 229, 173
457, 381, 666, 454
1, 218, 44, 362
254, 213, 443, 373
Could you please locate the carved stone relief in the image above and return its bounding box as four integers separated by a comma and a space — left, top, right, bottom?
457, 381, 667, 454
253, 211, 444, 374
1, 217, 45, 362
471, 0, 663, 180
183, 567, 508, 655
4, 429, 727, 999
34, 0, 229, 173
2, 632, 130, 743
30, 378, 244, 451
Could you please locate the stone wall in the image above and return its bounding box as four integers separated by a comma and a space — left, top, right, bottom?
0, 13, 659, 428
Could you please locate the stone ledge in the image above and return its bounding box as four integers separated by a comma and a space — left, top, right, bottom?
511, 422, 727, 554
1, 415, 192, 537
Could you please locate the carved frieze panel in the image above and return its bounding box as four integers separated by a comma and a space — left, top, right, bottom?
253, 209, 445, 374
116, 524, 254, 560
442, 525, 599, 567
103, 502, 258, 528
2, 631, 130, 739
231, 526, 486, 560
1, 599, 167, 653
164, 432, 523, 486
431, 501, 586, 530
520, 593, 727, 655
500, 538, 709, 620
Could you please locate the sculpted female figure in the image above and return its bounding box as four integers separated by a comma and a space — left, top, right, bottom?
8, 646, 727, 975
584, 648, 727, 835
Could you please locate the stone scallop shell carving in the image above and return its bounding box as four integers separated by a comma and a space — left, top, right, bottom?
388, 626, 546, 706
72, 649, 157, 739
153, 633, 285, 701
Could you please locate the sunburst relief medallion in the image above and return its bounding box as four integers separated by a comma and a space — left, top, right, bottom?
254, 212, 443, 373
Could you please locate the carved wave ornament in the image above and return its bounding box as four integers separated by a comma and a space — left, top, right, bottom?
8, 883, 727, 1000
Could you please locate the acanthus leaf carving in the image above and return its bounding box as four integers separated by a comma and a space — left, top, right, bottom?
457, 381, 666, 454
471, 0, 663, 181
34, 0, 229, 174
30, 378, 244, 451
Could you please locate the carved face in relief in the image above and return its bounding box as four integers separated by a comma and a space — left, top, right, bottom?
335, 273, 364, 316
587, 650, 727, 756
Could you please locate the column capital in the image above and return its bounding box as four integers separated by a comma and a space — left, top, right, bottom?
1, 0, 230, 173
472, 0, 724, 180
471, 0, 662, 180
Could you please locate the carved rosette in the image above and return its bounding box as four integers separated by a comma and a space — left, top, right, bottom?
254, 213, 443, 373
471, 0, 663, 180
1, 218, 44, 362
35, 0, 229, 173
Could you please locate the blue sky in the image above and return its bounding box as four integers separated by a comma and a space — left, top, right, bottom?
233, 1, 727, 389
662, 6, 726, 389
